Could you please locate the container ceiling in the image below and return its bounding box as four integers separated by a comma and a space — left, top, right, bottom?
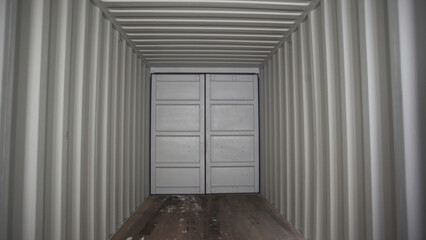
97, 0, 317, 67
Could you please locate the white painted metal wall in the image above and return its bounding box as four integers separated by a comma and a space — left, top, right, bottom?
1, 0, 424, 240
5, 0, 150, 239
0, 1, 17, 240
259, 1, 425, 240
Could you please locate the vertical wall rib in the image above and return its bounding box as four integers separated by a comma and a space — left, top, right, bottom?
273, 53, 280, 208
268, 59, 274, 204
277, 46, 287, 216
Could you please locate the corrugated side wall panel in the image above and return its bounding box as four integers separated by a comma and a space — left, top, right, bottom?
259, 1, 400, 240
7, 0, 151, 239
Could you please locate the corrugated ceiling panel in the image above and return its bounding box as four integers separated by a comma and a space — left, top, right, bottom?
96, 0, 317, 67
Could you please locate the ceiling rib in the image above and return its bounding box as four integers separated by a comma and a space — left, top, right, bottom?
116, 18, 296, 26
132, 39, 279, 44
143, 54, 268, 57
139, 49, 271, 54
127, 33, 284, 38
135, 45, 275, 49
101, 0, 311, 10
109, 8, 303, 18
99, 0, 315, 67
122, 26, 290, 32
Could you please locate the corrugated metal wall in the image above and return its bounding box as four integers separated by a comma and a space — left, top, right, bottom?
259, 1, 399, 240
8, 0, 150, 239
2, 0, 424, 240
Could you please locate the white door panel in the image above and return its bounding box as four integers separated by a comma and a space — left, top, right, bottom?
210, 135, 255, 162
211, 167, 255, 186
156, 81, 200, 100
210, 81, 254, 100
209, 74, 254, 82
155, 167, 201, 194
206, 74, 259, 193
151, 74, 205, 194
155, 105, 200, 131
210, 104, 255, 131
155, 136, 200, 163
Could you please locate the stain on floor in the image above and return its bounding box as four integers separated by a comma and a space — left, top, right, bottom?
111, 194, 303, 240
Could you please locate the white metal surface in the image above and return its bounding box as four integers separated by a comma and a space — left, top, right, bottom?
96, 0, 316, 67
4, 0, 151, 239
258, 1, 425, 240
151, 74, 205, 194
151, 73, 259, 194
151, 67, 259, 74
1, 0, 424, 240
396, 1, 426, 240
0, 1, 17, 239
206, 74, 259, 193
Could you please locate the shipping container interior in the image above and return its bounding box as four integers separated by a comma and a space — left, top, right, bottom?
0, 0, 425, 240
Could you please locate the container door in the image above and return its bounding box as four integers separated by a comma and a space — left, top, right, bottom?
206, 74, 259, 193
151, 74, 205, 194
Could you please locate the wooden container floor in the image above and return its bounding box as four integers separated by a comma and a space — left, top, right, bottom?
111, 194, 303, 240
